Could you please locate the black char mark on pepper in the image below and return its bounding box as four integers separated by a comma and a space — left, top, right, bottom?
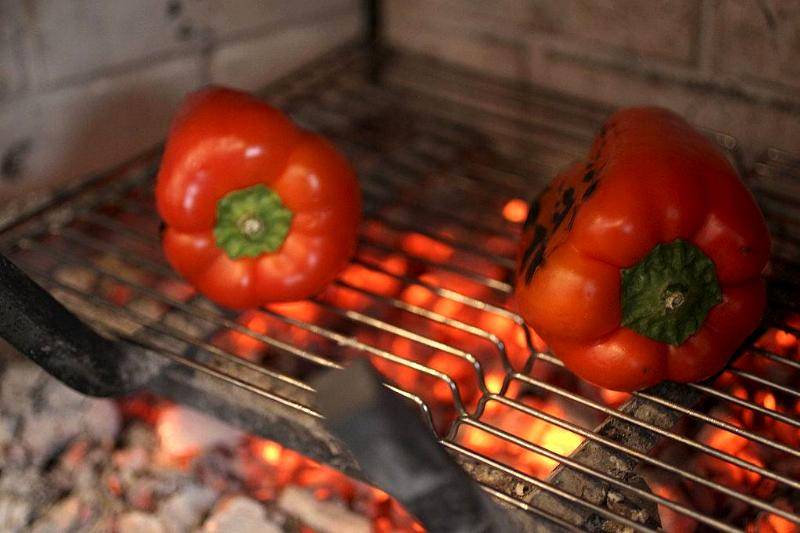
519, 139, 609, 286
582, 179, 599, 201
567, 208, 578, 231
520, 224, 546, 275
551, 187, 575, 228
523, 198, 540, 230
525, 248, 545, 283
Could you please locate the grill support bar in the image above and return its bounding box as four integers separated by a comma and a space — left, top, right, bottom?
313, 359, 513, 533
0, 252, 161, 396
1, 44, 798, 531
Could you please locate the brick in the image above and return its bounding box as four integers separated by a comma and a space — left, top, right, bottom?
23, 0, 360, 86
386, 0, 542, 43
0, 55, 202, 199
519, 42, 800, 158
203, 0, 359, 40
27, 0, 206, 84
0, 1, 28, 98
530, 0, 702, 65
388, 0, 701, 66
387, 19, 529, 82
0, 99, 40, 198
210, 12, 360, 92
714, 0, 800, 88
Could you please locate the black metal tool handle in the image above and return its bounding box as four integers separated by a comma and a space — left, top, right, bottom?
313, 359, 513, 533
0, 252, 157, 396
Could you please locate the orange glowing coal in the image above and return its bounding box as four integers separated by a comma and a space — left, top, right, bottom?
599, 388, 631, 407
650, 483, 698, 533
328, 254, 409, 310
155, 405, 243, 463
268, 300, 321, 322
520, 403, 584, 476
503, 198, 529, 223
752, 508, 798, 533
248, 438, 423, 532
223, 302, 324, 359
228, 310, 270, 358
774, 330, 797, 349
402, 233, 454, 262
149, 402, 424, 530
457, 399, 584, 479
697, 424, 771, 492
340, 263, 402, 296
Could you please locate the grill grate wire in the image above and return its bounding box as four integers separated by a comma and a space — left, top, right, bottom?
1, 46, 798, 532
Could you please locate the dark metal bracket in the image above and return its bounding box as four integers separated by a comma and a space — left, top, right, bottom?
313, 359, 515, 533
0, 252, 161, 397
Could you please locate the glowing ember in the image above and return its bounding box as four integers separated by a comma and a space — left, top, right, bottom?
247, 438, 423, 532
339, 263, 403, 297
260, 441, 283, 466
599, 389, 631, 407
755, 510, 798, 533
402, 233, 454, 262
486, 371, 505, 395
156, 405, 243, 461
502, 198, 529, 223
774, 330, 797, 349
456, 399, 584, 479
268, 300, 321, 323
228, 310, 270, 358
757, 391, 777, 411
520, 403, 584, 476
650, 483, 698, 533
401, 284, 433, 307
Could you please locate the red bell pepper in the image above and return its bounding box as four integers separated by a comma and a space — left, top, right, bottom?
515, 107, 770, 392
156, 87, 361, 309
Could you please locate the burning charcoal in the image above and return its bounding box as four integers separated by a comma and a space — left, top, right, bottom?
0, 415, 16, 447
18, 379, 119, 465
127, 297, 169, 323
157, 484, 218, 533
0, 495, 31, 532
0, 356, 46, 414
118, 511, 167, 533
49, 288, 144, 336
126, 478, 158, 511
20, 409, 80, 464
278, 486, 370, 533
113, 446, 150, 474
156, 405, 243, 460
646, 480, 699, 533
52, 265, 97, 292
29, 496, 82, 533
202, 496, 281, 533
72, 447, 113, 495
0, 466, 47, 500
82, 399, 122, 444
124, 421, 159, 449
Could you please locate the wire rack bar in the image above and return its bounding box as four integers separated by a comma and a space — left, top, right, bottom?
2, 46, 798, 531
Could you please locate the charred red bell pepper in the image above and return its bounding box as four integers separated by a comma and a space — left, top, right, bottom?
156, 87, 361, 309
515, 107, 770, 392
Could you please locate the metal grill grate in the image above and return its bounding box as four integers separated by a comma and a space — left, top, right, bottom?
2, 46, 799, 532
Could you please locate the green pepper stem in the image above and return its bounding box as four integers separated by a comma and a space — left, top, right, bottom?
620, 240, 722, 345
664, 289, 686, 311
214, 184, 293, 259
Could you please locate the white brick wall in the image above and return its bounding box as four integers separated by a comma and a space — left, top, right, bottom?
386, 0, 800, 159
0, 1, 29, 98
211, 10, 361, 92
5, 0, 799, 200
0, 0, 360, 199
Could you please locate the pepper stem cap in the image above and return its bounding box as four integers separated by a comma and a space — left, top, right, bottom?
214, 184, 293, 259
621, 239, 722, 345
